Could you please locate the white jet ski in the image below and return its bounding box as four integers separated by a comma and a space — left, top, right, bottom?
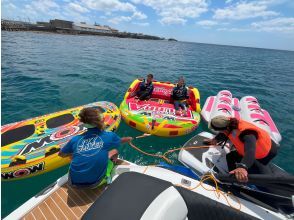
178, 132, 294, 217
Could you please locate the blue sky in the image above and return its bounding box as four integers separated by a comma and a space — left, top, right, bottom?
2, 0, 294, 50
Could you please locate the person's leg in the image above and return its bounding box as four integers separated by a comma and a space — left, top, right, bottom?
174, 101, 181, 114
108, 149, 118, 163
105, 160, 114, 178
135, 90, 143, 99
247, 160, 272, 174
139, 91, 150, 100
246, 141, 278, 176
179, 101, 187, 115
179, 102, 185, 110
91, 160, 114, 189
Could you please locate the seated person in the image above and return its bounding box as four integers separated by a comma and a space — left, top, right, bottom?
172, 77, 189, 115
136, 73, 154, 101
204, 116, 278, 183
59, 107, 132, 188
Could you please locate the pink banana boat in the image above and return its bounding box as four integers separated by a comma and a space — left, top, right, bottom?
201, 90, 281, 145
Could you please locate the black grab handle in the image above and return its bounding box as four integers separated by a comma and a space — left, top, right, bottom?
216, 174, 294, 185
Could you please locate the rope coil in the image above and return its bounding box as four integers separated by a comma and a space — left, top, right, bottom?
177, 174, 242, 211
128, 138, 213, 164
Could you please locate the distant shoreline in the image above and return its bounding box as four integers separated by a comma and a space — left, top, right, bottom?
2, 30, 291, 52
1, 19, 166, 41
1, 29, 165, 41
1, 30, 169, 41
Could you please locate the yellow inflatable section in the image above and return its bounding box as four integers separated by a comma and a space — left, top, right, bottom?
1, 101, 121, 181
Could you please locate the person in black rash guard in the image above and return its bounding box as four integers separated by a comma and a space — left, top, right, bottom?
204, 116, 278, 183
135, 74, 154, 101
172, 77, 189, 115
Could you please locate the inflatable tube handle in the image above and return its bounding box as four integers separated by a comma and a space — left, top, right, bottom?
45, 146, 61, 157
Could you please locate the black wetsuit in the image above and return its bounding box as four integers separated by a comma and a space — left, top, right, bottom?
172, 85, 189, 110
172, 84, 188, 101
136, 80, 154, 100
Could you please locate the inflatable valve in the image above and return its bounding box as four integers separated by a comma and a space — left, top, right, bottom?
232, 105, 241, 111
45, 146, 61, 157
9, 155, 27, 167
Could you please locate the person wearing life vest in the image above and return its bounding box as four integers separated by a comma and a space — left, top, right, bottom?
136, 74, 154, 101
204, 115, 278, 183
172, 77, 189, 116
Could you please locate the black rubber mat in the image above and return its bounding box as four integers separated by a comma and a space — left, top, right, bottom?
183, 134, 208, 160
1, 124, 35, 147
83, 172, 172, 220
46, 113, 75, 129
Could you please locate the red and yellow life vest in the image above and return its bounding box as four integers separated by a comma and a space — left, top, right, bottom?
228, 120, 271, 159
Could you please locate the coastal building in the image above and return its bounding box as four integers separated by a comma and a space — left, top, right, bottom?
1, 18, 162, 40
36, 22, 50, 27
72, 22, 117, 33
49, 19, 73, 30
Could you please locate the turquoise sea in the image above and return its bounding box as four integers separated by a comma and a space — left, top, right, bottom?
1, 31, 294, 218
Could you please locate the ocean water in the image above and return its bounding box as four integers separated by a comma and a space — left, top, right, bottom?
1, 31, 294, 217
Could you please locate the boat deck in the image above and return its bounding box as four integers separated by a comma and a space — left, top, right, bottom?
22, 160, 129, 220
23, 183, 105, 220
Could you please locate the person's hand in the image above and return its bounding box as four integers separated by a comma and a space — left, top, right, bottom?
138, 77, 144, 81
122, 137, 133, 143
203, 138, 217, 146
126, 137, 133, 142
229, 168, 248, 183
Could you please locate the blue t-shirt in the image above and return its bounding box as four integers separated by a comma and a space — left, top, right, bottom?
61, 128, 121, 185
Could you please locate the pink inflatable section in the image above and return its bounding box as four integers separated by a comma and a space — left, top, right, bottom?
201, 90, 281, 144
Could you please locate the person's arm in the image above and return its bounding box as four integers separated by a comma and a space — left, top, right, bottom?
147, 84, 154, 95
239, 134, 257, 169
107, 132, 133, 151
184, 87, 189, 99
203, 132, 228, 145
58, 138, 74, 158
171, 87, 176, 99
139, 81, 146, 90
229, 132, 257, 182
121, 137, 133, 143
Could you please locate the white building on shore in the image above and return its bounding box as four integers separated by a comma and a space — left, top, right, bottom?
72, 22, 118, 33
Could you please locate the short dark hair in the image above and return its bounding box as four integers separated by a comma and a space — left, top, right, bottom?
147, 74, 153, 78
